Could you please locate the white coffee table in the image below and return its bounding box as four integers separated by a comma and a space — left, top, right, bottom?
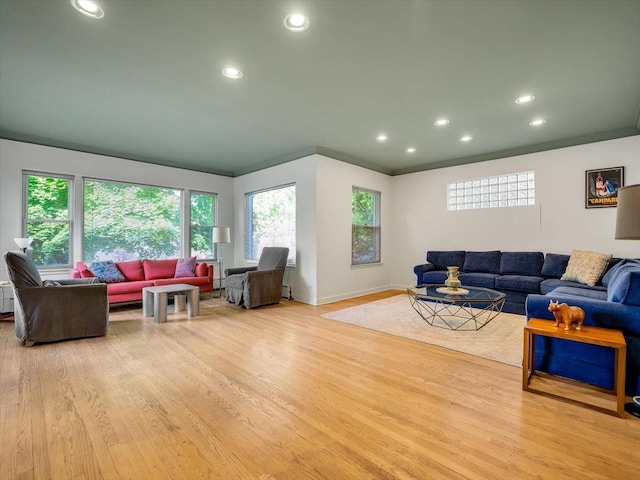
143, 284, 200, 323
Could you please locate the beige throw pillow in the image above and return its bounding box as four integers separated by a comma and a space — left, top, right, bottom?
561, 249, 613, 286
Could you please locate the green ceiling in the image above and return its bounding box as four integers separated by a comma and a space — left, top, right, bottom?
1, 0, 639, 177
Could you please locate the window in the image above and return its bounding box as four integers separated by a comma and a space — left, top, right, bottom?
83, 179, 182, 262
190, 191, 217, 260
447, 171, 535, 210
352, 187, 381, 265
245, 184, 296, 265
23, 172, 73, 267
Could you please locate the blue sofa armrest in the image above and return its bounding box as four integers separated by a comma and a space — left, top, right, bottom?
413, 263, 436, 285
526, 293, 640, 336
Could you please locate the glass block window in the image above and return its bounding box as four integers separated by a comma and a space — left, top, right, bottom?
447, 171, 535, 210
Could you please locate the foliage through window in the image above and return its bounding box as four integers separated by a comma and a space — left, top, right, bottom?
83, 179, 182, 262
23, 172, 73, 267
448, 171, 535, 210
190, 191, 217, 260
352, 187, 381, 265
245, 184, 296, 265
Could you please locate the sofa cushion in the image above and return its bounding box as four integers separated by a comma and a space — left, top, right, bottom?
500, 252, 544, 276
540, 278, 607, 295
548, 286, 608, 301
495, 275, 543, 294
602, 259, 639, 287
463, 251, 501, 274
608, 266, 640, 306
175, 257, 197, 278
108, 280, 154, 295
153, 277, 210, 288
458, 272, 499, 288
561, 249, 613, 286
541, 253, 570, 278
143, 259, 178, 280
196, 262, 208, 277
88, 260, 125, 283
421, 271, 448, 285
426, 251, 466, 270
115, 260, 145, 282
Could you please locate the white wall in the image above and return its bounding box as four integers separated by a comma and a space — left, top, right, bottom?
315, 156, 393, 304
232, 155, 318, 305
0, 139, 234, 281
390, 136, 640, 287
2, 136, 638, 305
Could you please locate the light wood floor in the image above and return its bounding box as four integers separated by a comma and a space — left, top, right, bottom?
1, 291, 638, 480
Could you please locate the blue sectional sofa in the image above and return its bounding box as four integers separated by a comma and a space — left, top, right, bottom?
413, 250, 640, 396
526, 258, 640, 396
413, 250, 623, 315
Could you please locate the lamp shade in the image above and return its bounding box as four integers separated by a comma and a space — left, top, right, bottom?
14, 237, 33, 250
212, 226, 231, 243
615, 184, 640, 240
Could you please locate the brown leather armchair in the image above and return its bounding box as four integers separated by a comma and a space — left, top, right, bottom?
225, 247, 289, 309
4, 251, 109, 346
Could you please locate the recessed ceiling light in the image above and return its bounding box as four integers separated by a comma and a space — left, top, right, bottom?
434, 119, 450, 126
460, 135, 473, 142
515, 95, 535, 104
406, 147, 416, 154
70, 0, 104, 18
529, 119, 546, 127
376, 134, 388, 142
222, 67, 243, 79
283, 13, 310, 32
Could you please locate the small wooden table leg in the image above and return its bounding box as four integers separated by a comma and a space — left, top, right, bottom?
523, 329, 531, 390
616, 345, 626, 417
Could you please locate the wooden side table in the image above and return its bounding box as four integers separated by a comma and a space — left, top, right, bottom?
523, 318, 627, 417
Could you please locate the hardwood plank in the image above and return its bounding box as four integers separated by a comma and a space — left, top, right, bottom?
1, 291, 638, 479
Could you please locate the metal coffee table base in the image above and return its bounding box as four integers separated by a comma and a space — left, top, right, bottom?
409, 294, 505, 331
143, 284, 200, 324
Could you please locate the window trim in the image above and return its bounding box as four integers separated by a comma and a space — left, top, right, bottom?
447, 171, 535, 211
189, 190, 218, 261
82, 176, 184, 262
351, 186, 381, 266
244, 182, 296, 266
22, 170, 75, 269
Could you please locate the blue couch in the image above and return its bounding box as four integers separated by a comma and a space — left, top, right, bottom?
526, 258, 640, 396
413, 250, 623, 315
414, 251, 640, 396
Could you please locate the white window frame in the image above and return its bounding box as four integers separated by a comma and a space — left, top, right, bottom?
447, 171, 535, 210
244, 183, 296, 266
82, 177, 183, 262
22, 170, 74, 269
351, 186, 381, 266
189, 190, 218, 261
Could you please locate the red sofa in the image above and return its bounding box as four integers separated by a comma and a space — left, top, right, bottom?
70, 259, 214, 305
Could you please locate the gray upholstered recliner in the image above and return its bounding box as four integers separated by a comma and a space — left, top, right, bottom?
225, 247, 289, 309
4, 251, 109, 346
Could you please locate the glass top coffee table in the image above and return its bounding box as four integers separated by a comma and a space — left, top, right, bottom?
407, 285, 506, 331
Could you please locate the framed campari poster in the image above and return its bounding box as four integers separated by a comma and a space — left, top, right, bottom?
585, 166, 624, 209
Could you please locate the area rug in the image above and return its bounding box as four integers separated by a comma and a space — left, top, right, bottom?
321, 294, 526, 366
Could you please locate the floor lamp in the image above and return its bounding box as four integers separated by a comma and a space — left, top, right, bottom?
213, 227, 231, 298
615, 184, 640, 418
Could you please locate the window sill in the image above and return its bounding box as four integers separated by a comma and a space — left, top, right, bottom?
351, 262, 383, 269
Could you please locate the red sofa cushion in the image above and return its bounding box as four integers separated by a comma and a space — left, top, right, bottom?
116, 260, 145, 281
108, 280, 154, 295
153, 277, 210, 288
143, 259, 178, 280
196, 262, 208, 277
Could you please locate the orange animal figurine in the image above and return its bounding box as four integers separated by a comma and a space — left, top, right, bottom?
548, 300, 586, 331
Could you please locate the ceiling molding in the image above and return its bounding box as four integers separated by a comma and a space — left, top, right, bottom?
0, 130, 235, 177
391, 127, 640, 176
